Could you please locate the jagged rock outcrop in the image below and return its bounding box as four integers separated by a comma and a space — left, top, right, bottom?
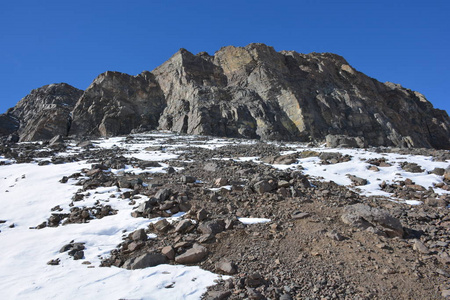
154, 44, 450, 149
1, 43, 449, 149
0, 83, 83, 142
70, 71, 165, 137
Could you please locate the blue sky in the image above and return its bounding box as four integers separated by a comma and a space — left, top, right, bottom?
1, 0, 449, 114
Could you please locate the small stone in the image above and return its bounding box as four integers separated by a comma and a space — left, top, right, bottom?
442, 289, 450, 298
174, 241, 192, 249
47, 258, 60, 265
81, 210, 90, 219
245, 273, 264, 288
174, 219, 193, 233
413, 239, 429, 254
376, 243, 391, 250
425, 198, 448, 207
155, 188, 171, 202
197, 208, 208, 221
246, 287, 264, 300
197, 233, 215, 243
216, 260, 238, 274
214, 178, 229, 186
279, 294, 293, 300
253, 180, 273, 193
347, 174, 368, 186
127, 241, 142, 252
181, 175, 196, 184
326, 230, 345, 241
292, 211, 310, 219
154, 219, 171, 233
205, 290, 232, 300
436, 268, 450, 278
278, 180, 290, 188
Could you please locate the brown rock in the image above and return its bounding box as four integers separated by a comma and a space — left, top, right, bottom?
123, 252, 168, 270
174, 244, 208, 264
131, 228, 147, 241
161, 246, 175, 260
216, 260, 238, 274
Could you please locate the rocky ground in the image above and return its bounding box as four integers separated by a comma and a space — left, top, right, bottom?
1, 133, 449, 299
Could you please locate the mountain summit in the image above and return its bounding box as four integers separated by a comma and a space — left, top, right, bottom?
1, 43, 449, 149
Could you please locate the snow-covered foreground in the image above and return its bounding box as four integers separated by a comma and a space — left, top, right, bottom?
0, 132, 448, 300
0, 160, 220, 300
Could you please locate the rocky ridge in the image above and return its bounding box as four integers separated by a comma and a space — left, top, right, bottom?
1, 44, 449, 148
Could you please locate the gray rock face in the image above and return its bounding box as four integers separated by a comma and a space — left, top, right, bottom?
70, 71, 165, 137
2, 43, 449, 149
0, 83, 83, 141
153, 44, 450, 149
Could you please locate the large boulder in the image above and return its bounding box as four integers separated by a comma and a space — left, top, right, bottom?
122, 252, 168, 270
174, 244, 208, 264
341, 204, 404, 238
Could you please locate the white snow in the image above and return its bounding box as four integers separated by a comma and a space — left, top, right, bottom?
238, 218, 272, 225
0, 159, 221, 300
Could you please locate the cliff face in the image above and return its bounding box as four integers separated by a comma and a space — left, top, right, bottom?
1, 83, 83, 142
70, 71, 165, 137
153, 44, 450, 149
1, 43, 449, 149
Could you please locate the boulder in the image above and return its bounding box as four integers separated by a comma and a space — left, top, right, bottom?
216, 260, 238, 274
326, 135, 366, 148
131, 229, 147, 242
174, 244, 208, 264
341, 204, 404, 238
445, 166, 450, 182
161, 246, 175, 260
347, 174, 368, 186
198, 220, 225, 235
123, 252, 168, 270
253, 180, 274, 194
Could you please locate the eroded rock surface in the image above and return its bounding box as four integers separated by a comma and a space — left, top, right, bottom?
1, 44, 449, 149
0, 83, 82, 141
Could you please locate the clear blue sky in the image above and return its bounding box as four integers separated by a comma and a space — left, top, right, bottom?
1, 0, 449, 114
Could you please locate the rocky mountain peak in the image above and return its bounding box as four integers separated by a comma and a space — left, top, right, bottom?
0, 43, 449, 149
